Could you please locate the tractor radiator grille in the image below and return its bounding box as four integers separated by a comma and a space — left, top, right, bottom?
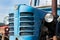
20, 12, 34, 36
9, 13, 14, 36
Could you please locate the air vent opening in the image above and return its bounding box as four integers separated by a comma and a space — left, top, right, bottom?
9, 23, 14, 26
20, 17, 34, 21
9, 18, 14, 22
9, 27, 14, 31
20, 12, 33, 16
19, 32, 33, 36
20, 27, 34, 30
9, 32, 14, 36
9, 13, 14, 17
20, 22, 34, 26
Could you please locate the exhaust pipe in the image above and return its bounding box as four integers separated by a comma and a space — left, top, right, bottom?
52, 0, 57, 40
30, 0, 32, 6
52, 0, 57, 17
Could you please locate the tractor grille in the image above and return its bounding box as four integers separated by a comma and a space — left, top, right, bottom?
20, 12, 34, 36
9, 13, 14, 36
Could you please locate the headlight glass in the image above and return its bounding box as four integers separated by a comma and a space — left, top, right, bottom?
57, 16, 60, 22
45, 13, 54, 23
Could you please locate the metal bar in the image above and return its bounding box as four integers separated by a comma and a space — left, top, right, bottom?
30, 0, 32, 6
38, 0, 40, 6
2, 34, 5, 40
52, 0, 57, 40
34, 0, 37, 6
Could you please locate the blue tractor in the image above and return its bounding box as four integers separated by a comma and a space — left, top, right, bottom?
8, 0, 60, 40
9, 4, 54, 40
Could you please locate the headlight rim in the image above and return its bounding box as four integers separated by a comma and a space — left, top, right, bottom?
44, 13, 54, 23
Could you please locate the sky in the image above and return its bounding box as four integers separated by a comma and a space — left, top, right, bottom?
0, 0, 30, 23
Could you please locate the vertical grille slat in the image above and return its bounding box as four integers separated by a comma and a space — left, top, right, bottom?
20, 12, 34, 36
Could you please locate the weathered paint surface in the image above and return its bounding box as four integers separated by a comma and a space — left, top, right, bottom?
9, 4, 47, 40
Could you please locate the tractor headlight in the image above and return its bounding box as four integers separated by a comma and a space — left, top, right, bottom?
57, 16, 60, 22
45, 13, 54, 23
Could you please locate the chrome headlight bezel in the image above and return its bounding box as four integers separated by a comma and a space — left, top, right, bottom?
44, 13, 54, 23
57, 16, 60, 22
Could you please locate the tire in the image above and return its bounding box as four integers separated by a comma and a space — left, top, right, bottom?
4, 37, 9, 40
0, 36, 9, 40
0, 36, 2, 40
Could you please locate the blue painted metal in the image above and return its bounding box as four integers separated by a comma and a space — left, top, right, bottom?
9, 4, 47, 40
40, 7, 60, 16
